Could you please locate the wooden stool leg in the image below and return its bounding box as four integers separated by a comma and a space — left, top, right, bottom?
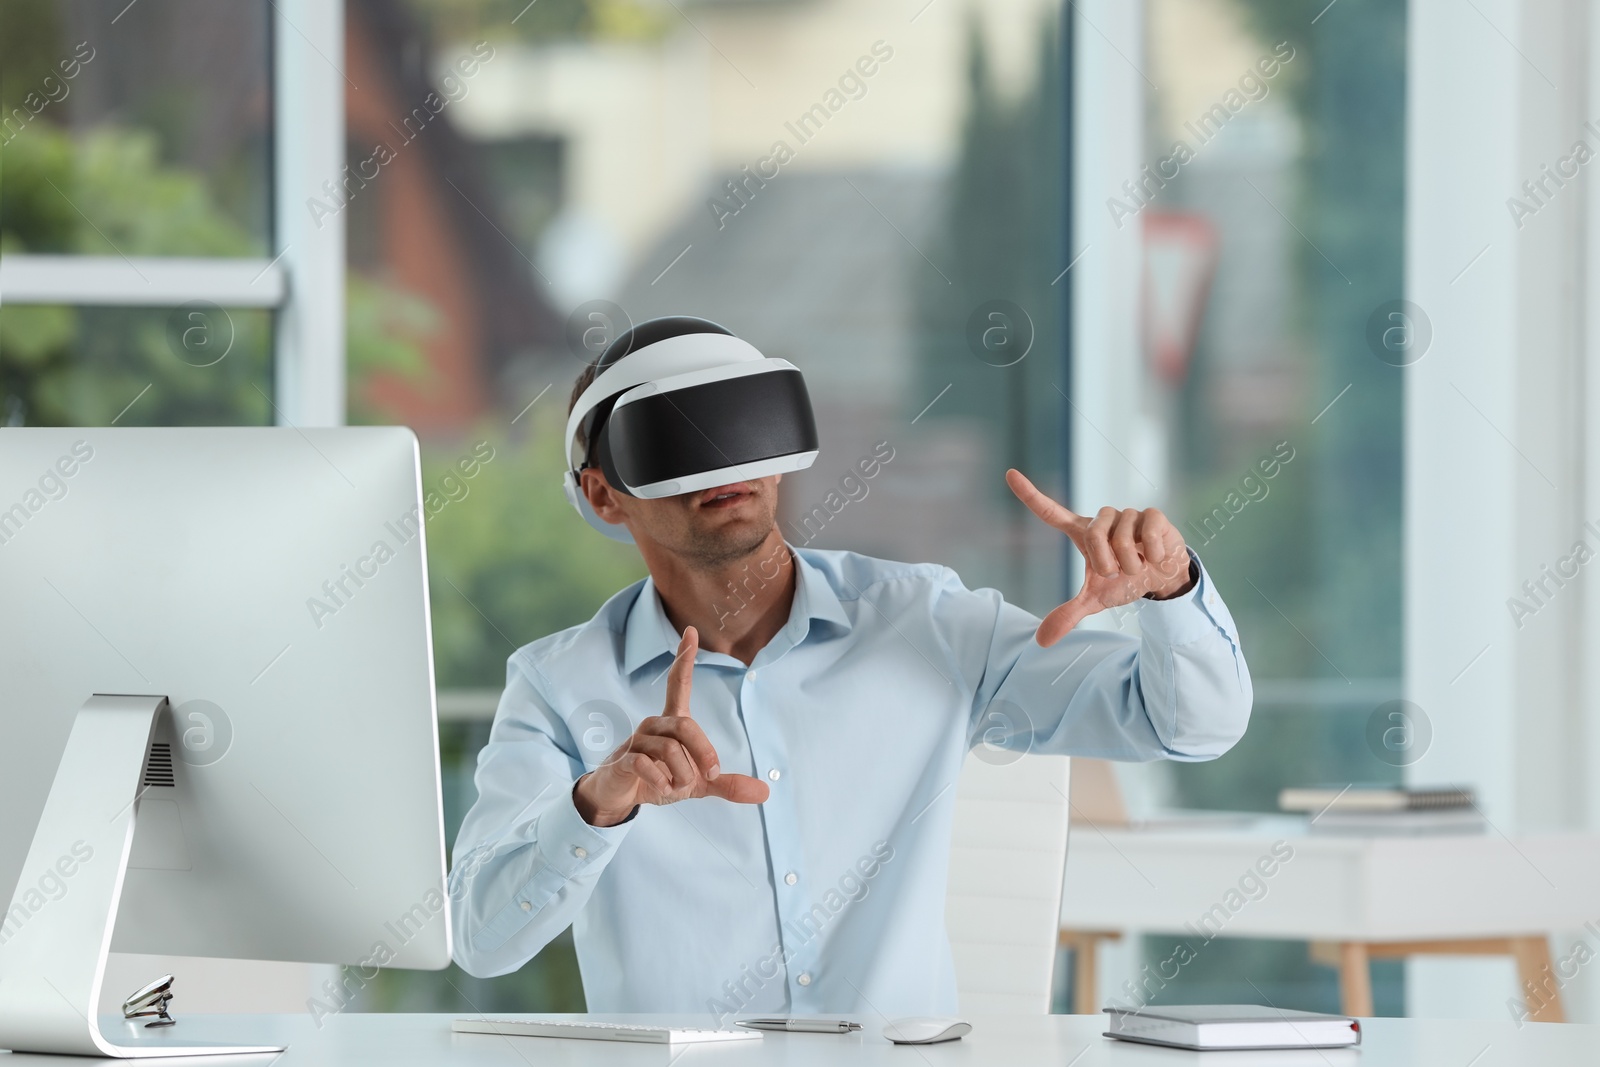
1337, 942, 1374, 1017
1510, 936, 1566, 1023
1072, 938, 1099, 1015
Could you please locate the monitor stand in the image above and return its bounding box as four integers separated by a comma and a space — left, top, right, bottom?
0, 695, 284, 1058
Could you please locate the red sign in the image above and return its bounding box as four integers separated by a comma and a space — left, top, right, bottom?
1143, 211, 1220, 385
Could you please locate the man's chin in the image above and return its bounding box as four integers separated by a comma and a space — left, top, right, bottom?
684, 514, 776, 567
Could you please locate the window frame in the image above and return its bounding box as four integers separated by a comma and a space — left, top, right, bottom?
0, 0, 347, 428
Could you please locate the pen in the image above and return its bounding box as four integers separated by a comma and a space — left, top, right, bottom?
738, 1018, 862, 1034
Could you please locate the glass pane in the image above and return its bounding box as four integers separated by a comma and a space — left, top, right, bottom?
342, 0, 1069, 1012
1134, 0, 1406, 1015
1139, 0, 1406, 801
0, 0, 272, 257
0, 304, 273, 427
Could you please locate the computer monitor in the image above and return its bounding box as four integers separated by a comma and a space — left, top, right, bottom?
0, 427, 451, 1057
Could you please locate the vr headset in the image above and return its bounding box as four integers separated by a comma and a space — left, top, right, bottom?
562, 317, 819, 542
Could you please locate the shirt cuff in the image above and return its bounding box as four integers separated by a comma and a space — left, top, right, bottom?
536, 781, 633, 876
467, 785, 636, 956
1136, 549, 1234, 647
1144, 552, 1200, 602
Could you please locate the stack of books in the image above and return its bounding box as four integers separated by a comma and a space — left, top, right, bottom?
1277, 784, 1485, 835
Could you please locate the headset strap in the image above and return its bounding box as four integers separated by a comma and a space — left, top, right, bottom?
563, 333, 766, 473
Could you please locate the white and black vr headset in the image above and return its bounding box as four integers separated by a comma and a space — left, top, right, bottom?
563, 317, 819, 542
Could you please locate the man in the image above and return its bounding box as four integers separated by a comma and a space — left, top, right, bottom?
449, 316, 1251, 1018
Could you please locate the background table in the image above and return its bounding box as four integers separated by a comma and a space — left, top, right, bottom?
1059, 816, 1600, 1020
4, 1013, 1592, 1065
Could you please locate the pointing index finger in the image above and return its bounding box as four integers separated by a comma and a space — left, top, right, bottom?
1005, 468, 1089, 548
664, 626, 698, 718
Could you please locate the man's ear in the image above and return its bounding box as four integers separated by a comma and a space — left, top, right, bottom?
579, 467, 631, 531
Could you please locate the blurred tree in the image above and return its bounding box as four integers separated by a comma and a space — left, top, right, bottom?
1, 123, 434, 428
0, 125, 275, 426
911, 12, 1067, 597
421, 409, 646, 690
1223, 0, 1406, 686
403, 0, 672, 42
1162, 0, 1406, 810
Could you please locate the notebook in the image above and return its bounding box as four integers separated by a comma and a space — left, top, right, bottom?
1104, 1005, 1361, 1050
1278, 784, 1474, 813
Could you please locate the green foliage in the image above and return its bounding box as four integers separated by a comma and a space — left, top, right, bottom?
1178, 442, 1316, 678
402, 0, 673, 43
421, 408, 646, 689
346, 275, 440, 425
0, 304, 273, 428
0, 122, 436, 428
1, 125, 256, 257
913, 12, 1066, 478
1224, 0, 1406, 679
356, 926, 586, 1014
0, 124, 263, 425
908, 12, 1066, 606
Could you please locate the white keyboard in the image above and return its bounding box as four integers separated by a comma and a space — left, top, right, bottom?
451, 1018, 764, 1045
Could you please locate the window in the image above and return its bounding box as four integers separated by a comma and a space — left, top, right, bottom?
344, 0, 1071, 1012
0, 0, 277, 427
1117, 0, 1407, 1013
1, 0, 348, 430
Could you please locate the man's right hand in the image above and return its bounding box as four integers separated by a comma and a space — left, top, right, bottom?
574, 626, 771, 827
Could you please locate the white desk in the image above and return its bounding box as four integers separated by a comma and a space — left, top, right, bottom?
1060, 816, 1600, 1019
4, 1013, 1590, 1065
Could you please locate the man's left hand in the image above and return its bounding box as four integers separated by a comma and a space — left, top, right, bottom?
1006, 469, 1197, 646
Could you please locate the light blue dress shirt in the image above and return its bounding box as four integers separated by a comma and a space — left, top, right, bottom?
449, 546, 1250, 1017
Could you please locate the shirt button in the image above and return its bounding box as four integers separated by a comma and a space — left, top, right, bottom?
519, 901, 532, 912
768, 768, 781, 781
748, 670, 759, 681
784, 871, 798, 885
573, 846, 588, 860
797, 973, 812, 987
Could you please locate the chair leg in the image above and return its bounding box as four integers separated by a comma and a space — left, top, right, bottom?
1337, 942, 1374, 1018
1072, 938, 1099, 1015
1510, 936, 1566, 1023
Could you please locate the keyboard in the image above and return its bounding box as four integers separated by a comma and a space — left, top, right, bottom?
451, 1018, 764, 1045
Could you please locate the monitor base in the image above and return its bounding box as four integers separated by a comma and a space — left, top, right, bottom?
0, 695, 284, 1058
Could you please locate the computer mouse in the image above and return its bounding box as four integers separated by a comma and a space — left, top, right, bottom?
883, 1017, 972, 1044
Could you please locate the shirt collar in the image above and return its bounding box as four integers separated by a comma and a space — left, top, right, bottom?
620, 546, 852, 675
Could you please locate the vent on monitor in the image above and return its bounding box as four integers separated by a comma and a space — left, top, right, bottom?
142, 742, 176, 788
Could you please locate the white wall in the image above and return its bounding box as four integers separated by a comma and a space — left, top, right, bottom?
1407, 0, 1600, 1021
